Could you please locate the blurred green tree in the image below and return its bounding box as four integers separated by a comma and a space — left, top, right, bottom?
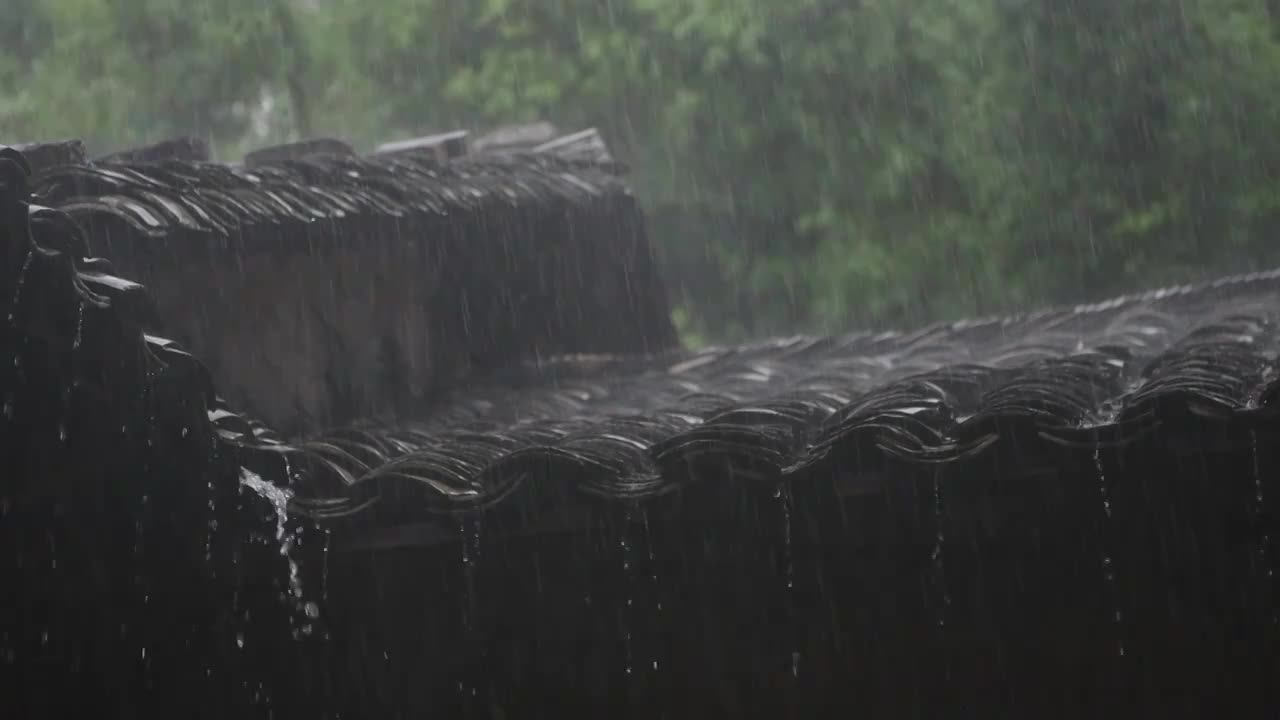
6, 0, 1280, 342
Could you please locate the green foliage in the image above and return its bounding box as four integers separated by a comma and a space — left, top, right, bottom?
5, 0, 1280, 341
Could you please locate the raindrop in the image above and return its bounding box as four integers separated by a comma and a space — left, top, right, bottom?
235, 633, 244, 649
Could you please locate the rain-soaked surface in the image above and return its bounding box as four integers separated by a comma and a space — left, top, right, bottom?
4, 2, 1280, 718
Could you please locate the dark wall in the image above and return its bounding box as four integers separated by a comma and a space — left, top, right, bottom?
1, 150, 333, 719
320, 422, 1280, 718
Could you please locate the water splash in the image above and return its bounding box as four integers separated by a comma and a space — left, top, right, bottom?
239, 467, 311, 633
1093, 447, 1125, 656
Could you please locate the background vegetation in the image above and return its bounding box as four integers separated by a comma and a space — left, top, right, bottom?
6, 0, 1280, 342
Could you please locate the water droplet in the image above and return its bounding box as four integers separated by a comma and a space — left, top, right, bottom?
304, 601, 319, 619
236, 633, 244, 649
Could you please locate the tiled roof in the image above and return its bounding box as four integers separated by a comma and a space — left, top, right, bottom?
19, 129, 677, 432
210, 264, 1280, 534
5, 142, 1279, 715
30, 136, 634, 249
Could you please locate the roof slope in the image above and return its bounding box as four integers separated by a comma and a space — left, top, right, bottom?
20, 130, 677, 432
218, 266, 1280, 532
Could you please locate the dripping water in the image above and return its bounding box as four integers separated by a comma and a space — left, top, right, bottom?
2, 329, 22, 421
775, 483, 794, 590
620, 505, 639, 677
321, 528, 332, 603
6, 246, 33, 325
1251, 431, 1275, 625
930, 472, 951, 628
641, 507, 660, 672
775, 481, 800, 681
205, 477, 217, 565
458, 514, 481, 703
1093, 446, 1125, 656
71, 300, 84, 349
205, 434, 218, 566
53, 301, 86, 445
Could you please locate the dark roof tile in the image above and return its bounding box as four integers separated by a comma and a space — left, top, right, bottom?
205, 267, 1280, 532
